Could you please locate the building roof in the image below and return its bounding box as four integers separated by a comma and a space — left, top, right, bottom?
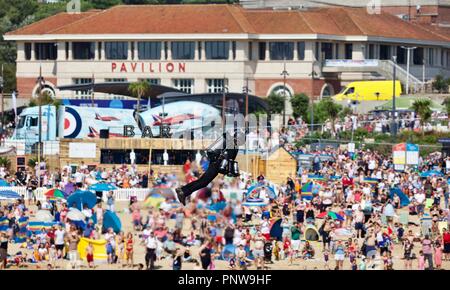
5, 4, 450, 44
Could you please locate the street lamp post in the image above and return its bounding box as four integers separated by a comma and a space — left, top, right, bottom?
401, 46, 417, 94
281, 60, 289, 126
37, 66, 45, 187
392, 55, 397, 137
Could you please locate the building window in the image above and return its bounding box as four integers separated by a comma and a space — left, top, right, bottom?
24, 43, 32, 60
368, 44, 375, 59
205, 41, 230, 60
232, 41, 236, 60
413, 47, 424, 65
139, 78, 160, 85
198, 41, 202, 60
73, 42, 95, 60
105, 78, 127, 83
171, 41, 195, 60
131, 42, 135, 60
396, 46, 406, 64
269, 42, 294, 60
321, 42, 333, 60
173, 79, 194, 94
297, 42, 305, 60
258, 42, 266, 60
35, 43, 57, 60
335, 43, 339, 59
344, 43, 353, 60
65, 42, 69, 59
98, 42, 102, 60
105, 42, 128, 60
428, 48, 434, 66
248, 42, 253, 60
441, 49, 445, 66
380, 45, 390, 60
73, 78, 92, 99
138, 42, 161, 60
206, 79, 226, 93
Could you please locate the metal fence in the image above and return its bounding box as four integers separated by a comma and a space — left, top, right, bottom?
0, 186, 150, 201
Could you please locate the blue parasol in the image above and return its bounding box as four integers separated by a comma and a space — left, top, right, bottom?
0, 179, 10, 187
67, 190, 97, 210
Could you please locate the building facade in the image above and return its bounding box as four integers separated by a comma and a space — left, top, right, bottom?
4, 4, 450, 109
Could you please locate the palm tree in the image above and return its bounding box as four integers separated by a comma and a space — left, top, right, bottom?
411, 98, 432, 134
320, 98, 341, 134
128, 80, 150, 114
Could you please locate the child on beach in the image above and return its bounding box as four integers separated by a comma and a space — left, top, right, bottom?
418, 251, 425, 270
86, 243, 94, 268
323, 249, 329, 269
434, 242, 442, 269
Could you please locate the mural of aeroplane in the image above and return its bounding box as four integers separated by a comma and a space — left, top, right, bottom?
151, 113, 199, 126
95, 113, 120, 121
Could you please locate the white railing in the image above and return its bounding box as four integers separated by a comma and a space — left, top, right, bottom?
378, 60, 424, 93
0, 187, 150, 201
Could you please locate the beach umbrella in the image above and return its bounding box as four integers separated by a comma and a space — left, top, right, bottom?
67, 190, 97, 210
0, 179, 10, 187
35, 210, 54, 223
44, 188, 67, 200
144, 194, 166, 209
0, 190, 21, 200
89, 183, 117, 192
269, 219, 283, 241
102, 210, 122, 233
317, 211, 344, 221
67, 208, 86, 222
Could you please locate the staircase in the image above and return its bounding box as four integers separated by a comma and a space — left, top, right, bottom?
377, 60, 424, 94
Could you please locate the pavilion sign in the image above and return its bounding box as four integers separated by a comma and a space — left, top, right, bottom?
111, 62, 187, 73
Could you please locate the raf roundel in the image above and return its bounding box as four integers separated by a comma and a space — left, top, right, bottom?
64, 107, 82, 138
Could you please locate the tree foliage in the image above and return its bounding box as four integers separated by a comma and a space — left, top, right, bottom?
432, 74, 449, 93
128, 80, 150, 112
267, 93, 285, 114
411, 98, 432, 133
290, 93, 309, 120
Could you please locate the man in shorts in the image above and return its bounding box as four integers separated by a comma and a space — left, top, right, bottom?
253, 232, 265, 270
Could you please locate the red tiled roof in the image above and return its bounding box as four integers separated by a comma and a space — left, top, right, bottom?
6, 11, 100, 35
5, 4, 450, 43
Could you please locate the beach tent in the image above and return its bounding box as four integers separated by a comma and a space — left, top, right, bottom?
301, 182, 314, 200
221, 244, 236, 261
246, 184, 276, 200
0, 179, 10, 187
389, 188, 410, 207
77, 238, 108, 264
269, 219, 283, 241
103, 210, 122, 233
27, 221, 58, 233
304, 225, 320, 241
242, 198, 268, 207
14, 216, 29, 243
0, 216, 9, 232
